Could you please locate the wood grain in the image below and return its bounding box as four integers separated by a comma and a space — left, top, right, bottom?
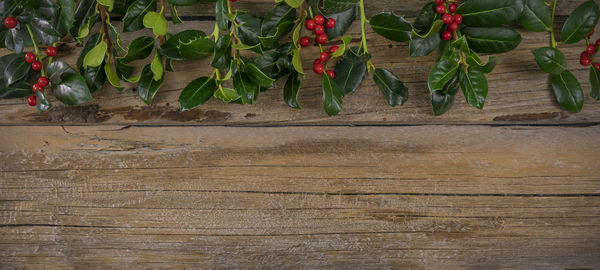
0, 11, 599, 125
1, 125, 599, 269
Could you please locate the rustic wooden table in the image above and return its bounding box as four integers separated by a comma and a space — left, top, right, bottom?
1, 0, 599, 268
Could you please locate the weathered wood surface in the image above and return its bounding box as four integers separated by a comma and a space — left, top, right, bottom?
1, 125, 599, 269
0, 5, 599, 125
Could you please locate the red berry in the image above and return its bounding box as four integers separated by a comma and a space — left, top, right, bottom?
32, 60, 42, 71
314, 59, 322, 65
442, 14, 453, 24
230, 0, 237, 2
594, 62, 600, 71
326, 70, 335, 78
27, 95, 37, 106
316, 33, 328, 44
581, 56, 592, 66
32, 83, 42, 92
320, 52, 330, 62
37, 76, 49, 88
587, 44, 597, 55
314, 25, 325, 35
329, 45, 339, 54
314, 15, 325, 25
305, 19, 316, 30
4, 16, 17, 29
46, 46, 57, 57
435, 0, 444, 4
449, 3, 457, 13
448, 22, 459, 32
299, 36, 311, 47
313, 63, 324, 74
441, 30, 452, 41
436, 5, 446, 14
588, 30, 595, 38
582, 51, 590, 59
453, 14, 463, 24
25, 52, 36, 63
325, 18, 336, 29
596, 39, 600, 47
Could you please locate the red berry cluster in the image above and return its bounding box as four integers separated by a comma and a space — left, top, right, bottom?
24, 47, 58, 107
435, 0, 462, 41
313, 45, 338, 78
4, 16, 18, 29
580, 30, 600, 71
300, 14, 336, 47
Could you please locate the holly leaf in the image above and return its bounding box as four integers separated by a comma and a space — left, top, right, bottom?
322, 72, 343, 116
459, 68, 488, 109
519, 0, 551, 32
560, 0, 600, 44
178, 76, 216, 111
245, 60, 276, 88
71, 0, 96, 38
47, 60, 78, 85
143, 11, 168, 36
159, 30, 207, 60
550, 70, 584, 112
334, 47, 368, 96
369, 12, 412, 42
233, 69, 259, 104
35, 90, 52, 113
462, 26, 522, 54
215, 0, 229, 29
120, 36, 155, 63
431, 72, 460, 115
211, 34, 232, 70
138, 64, 164, 104
53, 74, 93, 105
4, 52, 31, 85
325, 5, 357, 39
532, 47, 567, 75
323, 0, 359, 14
57, 0, 75, 36
236, 13, 263, 46
178, 36, 215, 60
150, 50, 163, 81
413, 2, 438, 33
428, 54, 459, 92
261, 3, 295, 37
373, 68, 408, 107
83, 40, 108, 68
214, 85, 240, 103
284, 70, 301, 109
123, 0, 156, 32
456, 0, 523, 27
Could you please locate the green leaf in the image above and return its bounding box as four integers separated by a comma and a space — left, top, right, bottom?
456, 0, 523, 27
0, 81, 33, 99
159, 30, 207, 60
459, 68, 488, 109
83, 40, 107, 68
261, 3, 295, 37
97, 0, 114, 11
282, 0, 304, 8
178, 36, 215, 60
322, 72, 343, 116
76, 12, 99, 41
83, 64, 107, 92
591, 67, 600, 100
35, 90, 52, 113
519, 0, 551, 32
4, 28, 25, 53
466, 54, 498, 74
462, 26, 522, 54
413, 2, 438, 33
331, 36, 352, 58
150, 50, 163, 81
292, 48, 304, 75
71, 0, 96, 38
123, 0, 156, 32
550, 70, 584, 112
259, 21, 295, 47
245, 60, 276, 88
236, 13, 263, 46
215, 0, 229, 29
334, 47, 368, 96
4, 54, 31, 85
104, 61, 123, 91
30, 16, 62, 45
325, 5, 358, 39
431, 73, 460, 116
120, 36, 155, 63
531, 47, 567, 75
57, 0, 75, 36
233, 69, 259, 104
53, 74, 93, 105
77, 33, 102, 71
46, 60, 78, 85
284, 70, 301, 109
410, 34, 441, 57
168, 3, 183, 24
211, 34, 232, 70
107, 22, 127, 54
373, 68, 408, 107
178, 76, 216, 111
143, 11, 168, 36
369, 12, 412, 42
428, 55, 459, 93
323, 0, 359, 13
214, 85, 240, 103
560, 0, 600, 44
138, 64, 164, 104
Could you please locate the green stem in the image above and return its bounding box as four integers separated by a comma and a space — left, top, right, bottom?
550, 0, 557, 48
26, 24, 45, 76
359, 0, 368, 53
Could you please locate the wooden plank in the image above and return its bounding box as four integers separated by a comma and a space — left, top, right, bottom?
1, 125, 599, 268
1, 20, 599, 126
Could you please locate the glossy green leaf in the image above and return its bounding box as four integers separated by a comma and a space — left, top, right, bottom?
590, 67, 600, 100
322, 72, 343, 116
413, 2, 438, 33
0, 81, 33, 98
107, 22, 127, 54
456, 0, 523, 27
369, 12, 412, 42
325, 5, 358, 39
35, 90, 52, 113
4, 54, 31, 85
123, 0, 156, 32
215, 0, 228, 29
459, 68, 488, 109
331, 36, 352, 58
143, 11, 168, 36
550, 70, 584, 112
560, 0, 600, 44
57, 0, 75, 36
463, 26, 522, 53
120, 36, 155, 64
519, 0, 551, 32
245, 61, 276, 88
71, 0, 96, 38
104, 61, 123, 91
233, 70, 259, 104
211, 34, 232, 70
76, 12, 98, 41
159, 30, 207, 60
214, 85, 240, 103
83, 40, 107, 68
323, 0, 358, 13
334, 47, 368, 96
77, 33, 102, 71
169, 3, 183, 24
284, 70, 301, 109
178, 36, 215, 60
428, 55, 459, 93
178, 76, 216, 111
531, 47, 567, 75
138, 64, 164, 104
46, 60, 78, 85
259, 21, 294, 47
431, 73, 460, 115
236, 13, 263, 46
53, 74, 93, 105
97, 0, 114, 11
83, 64, 107, 92
292, 48, 304, 75
150, 50, 163, 81
373, 68, 408, 107
466, 54, 498, 74
410, 34, 441, 57
261, 3, 295, 36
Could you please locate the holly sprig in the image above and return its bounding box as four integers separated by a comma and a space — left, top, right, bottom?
525, 0, 600, 113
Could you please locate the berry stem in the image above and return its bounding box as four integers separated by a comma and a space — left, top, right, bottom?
359, 0, 369, 54
25, 24, 45, 76
550, 0, 557, 48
